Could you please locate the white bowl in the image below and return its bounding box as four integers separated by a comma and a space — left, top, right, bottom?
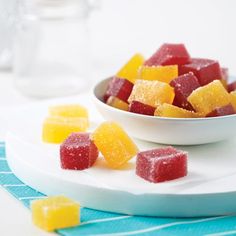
93, 78, 236, 145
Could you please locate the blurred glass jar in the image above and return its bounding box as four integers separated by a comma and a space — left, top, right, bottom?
13, 0, 95, 98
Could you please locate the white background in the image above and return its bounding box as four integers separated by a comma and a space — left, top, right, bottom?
0, 0, 236, 235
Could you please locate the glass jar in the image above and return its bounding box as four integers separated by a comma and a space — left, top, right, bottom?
13, 0, 93, 98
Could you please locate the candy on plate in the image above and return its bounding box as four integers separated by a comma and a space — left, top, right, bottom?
60, 133, 98, 170
92, 121, 138, 168
136, 146, 187, 183
42, 116, 88, 144
49, 104, 88, 118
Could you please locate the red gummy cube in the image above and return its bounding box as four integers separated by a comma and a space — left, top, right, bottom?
136, 146, 187, 183
221, 67, 229, 82
170, 72, 200, 110
129, 101, 155, 116
206, 104, 235, 117
228, 81, 236, 92
60, 133, 98, 170
179, 58, 221, 86
104, 77, 134, 103
144, 43, 190, 66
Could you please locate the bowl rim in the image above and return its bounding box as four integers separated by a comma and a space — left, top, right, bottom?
93, 77, 236, 122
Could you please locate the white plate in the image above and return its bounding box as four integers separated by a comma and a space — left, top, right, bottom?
5, 94, 236, 217
93, 78, 236, 145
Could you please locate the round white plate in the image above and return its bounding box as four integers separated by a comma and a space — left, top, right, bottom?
5, 94, 236, 217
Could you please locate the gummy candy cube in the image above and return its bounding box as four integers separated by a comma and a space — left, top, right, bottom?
104, 77, 134, 103
138, 65, 178, 83
116, 54, 145, 83
128, 80, 175, 108
49, 104, 88, 118
230, 91, 236, 110
170, 72, 200, 110
144, 43, 190, 66
136, 146, 187, 183
187, 80, 231, 116
129, 101, 155, 116
154, 103, 201, 118
179, 58, 222, 86
206, 104, 235, 117
92, 121, 138, 168
31, 196, 80, 232
228, 81, 236, 92
42, 116, 88, 144
60, 133, 98, 170
106, 96, 129, 111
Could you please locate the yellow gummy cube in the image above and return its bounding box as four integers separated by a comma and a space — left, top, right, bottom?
116, 54, 145, 84
106, 96, 129, 111
154, 103, 201, 118
138, 65, 178, 83
31, 196, 80, 232
128, 80, 175, 108
230, 91, 236, 110
187, 80, 231, 116
42, 116, 88, 144
49, 104, 88, 118
92, 121, 138, 168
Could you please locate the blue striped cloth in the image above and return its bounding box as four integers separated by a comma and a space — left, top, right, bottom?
1, 142, 236, 236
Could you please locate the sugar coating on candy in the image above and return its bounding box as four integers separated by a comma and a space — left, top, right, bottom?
42, 116, 88, 144
49, 104, 88, 118
138, 65, 178, 83
170, 72, 200, 110
144, 43, 190, 66
128, 80, 175, 108
228, 81, 236, 93
179, 58, 221, 86
154, 103, 201, 118
187, 80, 231, 116
230, 91, 236, 110
106, 96, 129, 111
104, 77, 134, 103
129, 101, 155, 116
206, 104, 235, 117
60, 133, 98, 170
136, 146, 187, 183
92, 121, 138, 169
31, 196, 80, 232
116, 53, 145, 83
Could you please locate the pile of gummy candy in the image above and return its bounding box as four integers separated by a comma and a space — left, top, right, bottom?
42, 104, 187, 183
39, 103, 187, 231
104, 43, 236, 118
